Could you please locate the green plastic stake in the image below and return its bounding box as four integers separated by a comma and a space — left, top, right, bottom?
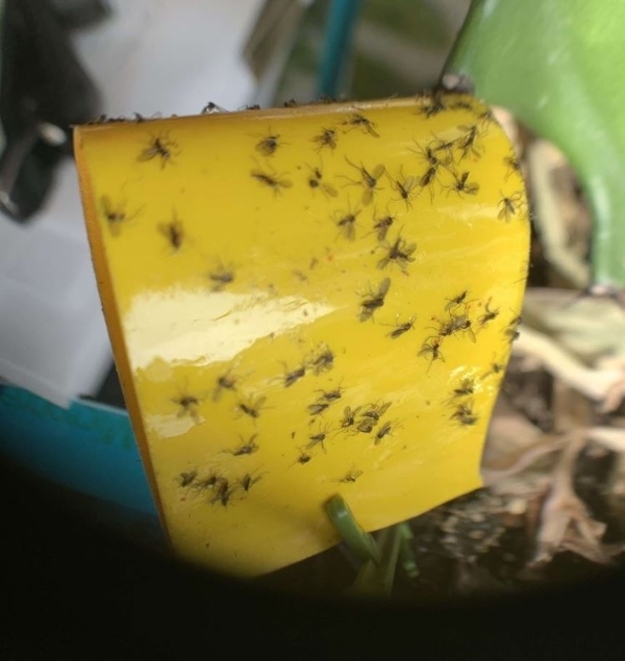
345, 525, 403, 598
325, 495, 381, 565
444, 0, 625, 289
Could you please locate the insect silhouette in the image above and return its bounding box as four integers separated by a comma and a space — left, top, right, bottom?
478, 300, 500, 328
390, 167, 418, 209
210, 478, 236, 507
309, 346, 335, 375
283, 364, 306, 388
172, 389, 202, 424
387, 316, 415, 338
194, 473, 220, 492
137, 132, 179, 168
362, 401, 391, 423
377, 234, 417, 272
452, 376, 476, 399
375, 421, 395, 445
504, 315, 522, 343
230, 434, 259, 456
446, 171, 479, 197
503, 155, 522, 181
418, 337, 444, 368
213, 369, 238, 401
445, 290, 470, 312
339, 469, 363, 484
159, 213, 185, 251
255, 130, 283, 157
250, 168, 292, 194
411, 140, 450, 170
239, 471, 263, 492
359, 277, 391, 322
340, 406, 361, 430
498, 191, 524, 221
343, 157, 385, 206
296, 450, 312, 465
236, 395, 267, 421
208, 263, 236, 291
432, 313, 475, 341
415, 90, 448, 118
201, 101, 226, 114
100, 196, 138, 236
451, 402, 478, 426
177, 470, 198, 488
370, 210, 395, 242
307, 400, 330, 417
356, 418, 375, 434
312, 127, 338, 151
341, 112, 379, 137
307, 425, 330, 452
307, 166, 338, 197
316, 386, 343, 402
334, 204, 361, 241
455, 124, 485, 160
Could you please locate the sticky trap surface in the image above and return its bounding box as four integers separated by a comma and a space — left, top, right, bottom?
74, 94, 529, 577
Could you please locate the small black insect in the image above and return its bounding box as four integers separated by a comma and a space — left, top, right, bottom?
213, 370, 237, 401
387, 317, 415, 339
296, 450, 312, 465
201, 101, 226, 114
208, 265, 236, 291
307, 400, 330, 417
478, 300, 500, 327
100, 196, 130, 236
370, 211, 395, 242
377, 234, 417, 272
312, 127, 338, 151
159, 214, 184, 250
307, 166, 338, 197
455, 124, 484, 160
504, 316, 522, 343
172, 392, 202, 424
341, 113, 379, 137
344, 157, 385, 206
317, 387, 343, 402
307, 428, 328, 452
445, 290, 470, 312
210, 478, 235, 507
236, 395, 267, 420
339, 469, 363, 484
451, 402, 478, 426
390, 167, 417, 209
340, 406, 360, 429
194, 473, 220, 491
309, 346, 334, 375
434, 313, 474, 341
359, 277, 391, 322
137, 132, 178, 168
284, 365, 306, 388
250, 169, 292, 194
446, 171, 479, 196
374, 421, 393, 445
356, 418, 375, 434
362, 401, 391, 423
177, 470, 197, 487
498, 191, 524, 221
334, 206, 361, 241
255, 130, 282, 157
418, 338, 444, 367
503, 155, 522, 180
239, 472, 263, 492
231, 434, 259, 456
416, 90, 448, 118
283, 98, 298, 108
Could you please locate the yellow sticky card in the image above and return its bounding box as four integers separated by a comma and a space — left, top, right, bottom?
74, 94, 529, 577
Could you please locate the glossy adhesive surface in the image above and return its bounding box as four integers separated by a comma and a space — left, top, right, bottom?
74, 94, 529, 576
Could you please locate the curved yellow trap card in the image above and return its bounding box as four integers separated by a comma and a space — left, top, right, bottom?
74, 93, 529, 577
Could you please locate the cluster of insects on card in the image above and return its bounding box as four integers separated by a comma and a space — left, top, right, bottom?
93, 91, 527, 511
